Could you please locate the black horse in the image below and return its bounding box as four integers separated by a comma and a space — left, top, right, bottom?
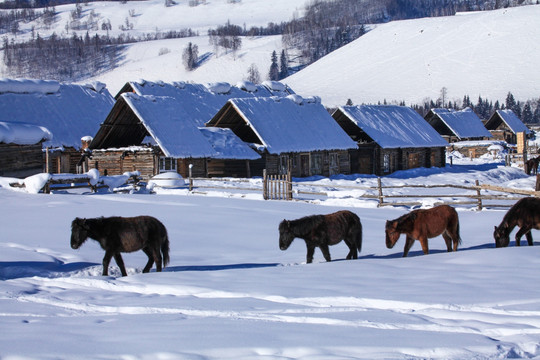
279, 210, 362, 263
494, 197, 540, 247
71, 216, 170, 276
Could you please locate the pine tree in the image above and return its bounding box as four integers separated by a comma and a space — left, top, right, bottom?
346, 98, 353, 106
268, 50, 279, 81
522, 102, 533, 124
279, 49, 288, 79
182, 42, 198, 71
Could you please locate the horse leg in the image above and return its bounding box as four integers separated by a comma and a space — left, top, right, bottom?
526, 230, 534, 246
403, 235, 415, 257
319, 244, 332, 262
515, 226, 531, 246
142, 248, 154, 273
306, 244, 315, 264
102, 251, 114, 276
114, 253, 128, 277
442, 232, 453, 252
419, 237, 429, 255
344, 238, 357, 260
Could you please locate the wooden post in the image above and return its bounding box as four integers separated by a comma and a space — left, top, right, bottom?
377, 177, 384, 207
475, 179, 482, 211
188, 164, 193, 191
45, 147, 50, 173
263, 169, 268, 200
536, 173, 540, 192
287, 170, 293, 200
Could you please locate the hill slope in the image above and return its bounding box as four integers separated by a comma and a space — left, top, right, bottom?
285, 5, 540, 106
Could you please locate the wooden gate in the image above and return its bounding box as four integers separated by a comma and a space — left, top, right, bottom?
263, 169, 292, 200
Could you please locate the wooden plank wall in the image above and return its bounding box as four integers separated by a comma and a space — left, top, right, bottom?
0, 143, 43, 177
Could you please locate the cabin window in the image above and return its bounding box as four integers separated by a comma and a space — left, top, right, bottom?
159, 157, 177, 173
279, 155, 289, 174
311, 153, 323, 175
383, 154, 390, 173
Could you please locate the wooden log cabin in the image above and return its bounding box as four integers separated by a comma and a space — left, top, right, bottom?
485, 109, 531, 144
332, 105, 447, 176
88, 93, 260, 179
424, 108, 492, 143
0, 79, 114, 175
206, 96, 357, 177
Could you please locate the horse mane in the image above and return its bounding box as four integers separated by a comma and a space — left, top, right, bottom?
289, 214, 325, 237
394, 211, 417, 230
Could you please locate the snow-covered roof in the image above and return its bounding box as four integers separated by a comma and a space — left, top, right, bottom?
495, 110, 531, 135
428, 108, 492, 139
122, 94, 217, 158
122, 80, 294, 126
0, 79, 114, 149
108, 94, 260, 160
199, 127, 260, 160
0, 121, 52, 145
337, 105, 448, 148
210, 96, 357, 154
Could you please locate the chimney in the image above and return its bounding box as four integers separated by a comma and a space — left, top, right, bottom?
81, 136, 93, 151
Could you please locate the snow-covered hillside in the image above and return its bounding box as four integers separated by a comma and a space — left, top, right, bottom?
286, 5, 540, 107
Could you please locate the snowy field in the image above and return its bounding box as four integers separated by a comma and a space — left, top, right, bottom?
2, 157, 540, 359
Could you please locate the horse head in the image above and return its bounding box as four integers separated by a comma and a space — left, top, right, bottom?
278, 220, 295, 250
71, 217, 90, 249
493, 224, 510, 248
385, 220, 400, 249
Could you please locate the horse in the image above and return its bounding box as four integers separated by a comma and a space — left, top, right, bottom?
525, 156, 540, 175
493, 197, 540, 248
71, 216, 170, 276
385, 204, 461, 257
278, 210, 362, 263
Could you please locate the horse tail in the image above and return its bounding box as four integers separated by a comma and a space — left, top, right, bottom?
354, 214, 363, 253
161, 229, 170, 268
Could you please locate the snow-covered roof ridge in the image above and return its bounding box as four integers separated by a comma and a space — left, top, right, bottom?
0, 78, 60, 94
223, 97, 357, 154
0, 80, 114, 149
0, 121, 53, 145
430, 107, 492, 139
339, 105, 448, 148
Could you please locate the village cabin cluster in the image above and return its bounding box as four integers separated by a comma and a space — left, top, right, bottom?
0, 78, 532, 181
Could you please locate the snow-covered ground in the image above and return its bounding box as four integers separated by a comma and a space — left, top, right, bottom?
2, 156, 540, 359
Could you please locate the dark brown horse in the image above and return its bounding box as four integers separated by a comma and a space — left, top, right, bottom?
494, 197, 540, 247
385, 205, 461, 257
71, 216, 170, 276
525, 156, 540, 175
279, 210, 362, 263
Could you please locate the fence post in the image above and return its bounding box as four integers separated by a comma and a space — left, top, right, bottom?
263, 169, 268, 200
188, 164, 193, 191
475, 179, 482, 211
377, 177, 384, 207
287, 170, 293, 200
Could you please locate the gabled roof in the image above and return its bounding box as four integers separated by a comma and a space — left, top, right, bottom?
0, 78, 114, 149
426, 108, 492, 140
207, 96, 357, 154
335, 105, 448, 149
485, 109, 531, 135
91, 93, 260, 160
116, 80, 294, 127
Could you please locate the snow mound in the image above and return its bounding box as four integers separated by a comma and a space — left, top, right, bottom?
0, 121, 53, 145
262, 80, 286, 92
84, 81, 106, 93
0, 78, 60, 94
287, 94, 304, 105
206, 82, 231, 94
236, 81, 257, 93
148, 172, 186, 189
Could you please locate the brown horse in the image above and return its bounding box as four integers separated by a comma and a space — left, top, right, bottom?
385, 205, 461, 257
494, 197, 540, 248
279, 210, 362, 263
71, 216, 170, 276
525, 156, 540, 175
